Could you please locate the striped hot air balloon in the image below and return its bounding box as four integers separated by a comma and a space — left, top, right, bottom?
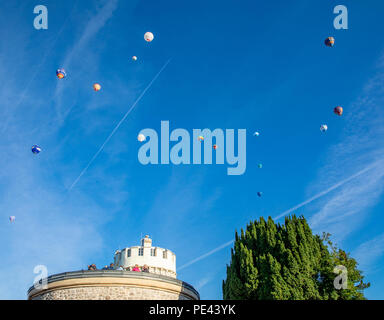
56, 68, 66, 79
325, 37, 335, 47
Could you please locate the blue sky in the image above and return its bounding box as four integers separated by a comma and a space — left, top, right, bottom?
0, 0, 384, 300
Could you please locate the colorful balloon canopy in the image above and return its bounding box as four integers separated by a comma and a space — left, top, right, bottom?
254, 132, 260, 137
334, 106, 343, 116
132, 56, 137, 61
31, 145, 41, 154
213, 144, 217, 150
198, 136, 204, 141
56, 68, 66, 79
138, 134, 146, 142
320, 124, 328, 132
144, 32, 154, 42
325, 37, 335, 47
9, 216, 15, 222
258, 163, 263, 169
93, 83, 101, 91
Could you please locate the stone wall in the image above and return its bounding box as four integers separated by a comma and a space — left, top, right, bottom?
28, 270, 199, 300
31, 285, 190, 300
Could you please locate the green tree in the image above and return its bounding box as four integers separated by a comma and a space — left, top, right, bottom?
223, 215, 370, 300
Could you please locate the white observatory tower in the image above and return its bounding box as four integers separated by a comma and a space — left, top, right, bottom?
114, 235, 177, 278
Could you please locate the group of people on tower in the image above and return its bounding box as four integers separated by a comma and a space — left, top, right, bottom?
87, 263, 150, 273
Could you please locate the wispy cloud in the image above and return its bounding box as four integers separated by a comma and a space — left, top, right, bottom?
309, 160, 384, 239
176, 160, 380, 272
273, 162, 380, 221
352, 233, 384, 274
176, 52, 384, 272
54, 0, 119, 122
63, 0, 119, 70
0, 1, 79, 134
0, 1, 130, 299
308, 53, 384, 243
0, 142, 106, 299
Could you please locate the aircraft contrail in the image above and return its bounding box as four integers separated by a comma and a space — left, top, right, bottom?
68, 59, 172, 191
272, 162, 378, 220
177, 163, 379, 271
177, 240, 235, 271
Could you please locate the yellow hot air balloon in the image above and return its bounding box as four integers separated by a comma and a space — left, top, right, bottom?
93, 83, 101, 91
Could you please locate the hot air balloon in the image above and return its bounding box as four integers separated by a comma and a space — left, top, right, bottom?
334, 106, 343, 116
257, 192, 263, 197
213, 144, 217, 150
9, 216, 15, 223
138, 134, 146, 142
320, 124, 328, 132
132, 56, 137, 61
254, 132, 260, 137
144, 32, 154, 42
258, 163, 263, 169
56, 68, 66, 79
325, 37, 335, 47
93, 83, 101, 91
198, 136, 204, 142
31, 145, 41, 154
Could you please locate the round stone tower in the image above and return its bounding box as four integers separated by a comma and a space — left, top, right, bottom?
27, 236, 199, 300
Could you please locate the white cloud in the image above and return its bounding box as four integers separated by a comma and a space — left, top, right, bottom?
54, 0, 119, 122
307, 53, 384, 245
0, 1, 127, 299
352, 233, 384, 273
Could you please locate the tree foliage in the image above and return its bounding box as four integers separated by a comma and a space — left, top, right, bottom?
223, 215, 370, 300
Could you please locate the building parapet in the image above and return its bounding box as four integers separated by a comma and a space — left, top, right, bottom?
27, 270, 200, 300
28, 270, 200, 299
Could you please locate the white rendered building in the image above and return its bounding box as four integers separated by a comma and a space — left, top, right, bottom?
114, 236, 177, 278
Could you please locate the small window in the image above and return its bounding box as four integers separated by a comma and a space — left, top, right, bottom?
127, 249, 131, 257
163, 251, 167, 259
139, 248, 144, 256
151, 248, 156, 256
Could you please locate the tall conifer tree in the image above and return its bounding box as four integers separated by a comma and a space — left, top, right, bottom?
223, 215, 370, 300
